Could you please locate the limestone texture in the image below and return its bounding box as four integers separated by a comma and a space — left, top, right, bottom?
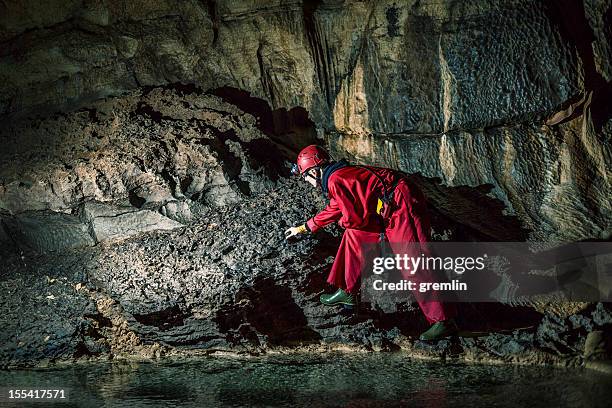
0, 0, 607, 131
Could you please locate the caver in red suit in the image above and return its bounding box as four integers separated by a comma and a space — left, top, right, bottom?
304, 160, 456, 324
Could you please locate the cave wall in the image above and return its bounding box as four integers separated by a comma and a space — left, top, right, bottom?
327, 104, 611, 242
2, 0, 608, 130
1, 0, 611, 242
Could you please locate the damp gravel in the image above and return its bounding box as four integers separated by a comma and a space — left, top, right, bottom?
1, 353, 611, 407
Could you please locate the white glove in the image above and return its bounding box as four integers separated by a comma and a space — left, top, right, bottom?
285, 224, 307, 239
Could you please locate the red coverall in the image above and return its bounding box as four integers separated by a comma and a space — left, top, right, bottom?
306, 165, 455, 323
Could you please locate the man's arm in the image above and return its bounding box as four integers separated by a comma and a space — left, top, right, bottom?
330, 180, 367, 230
285, 196, 342, 239
306, 196, 342, 233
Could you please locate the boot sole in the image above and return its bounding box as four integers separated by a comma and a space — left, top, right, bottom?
320, 300, 355, 307
419, 330, 458, 341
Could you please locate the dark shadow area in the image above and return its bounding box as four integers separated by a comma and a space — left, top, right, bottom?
217, 386, 296, 407
132, 101, 175, 122
548, 0, 612, 132
410, 174, 531, 242
204, 0, 220, 44
128, 188, 146, 208
215, 277, 322, 347
122, 384, 194, 403
0, 214, 18, 260
298, 230, 343, 297
133, 305, 189, 331
359, 301, 543, 339
455, 303, 543, 333
242, 138, 292, 181
141, 82, 203, 97
209, 86, 320, 154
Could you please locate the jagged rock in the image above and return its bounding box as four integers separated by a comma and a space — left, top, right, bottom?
81, 201, 184, 243
0, 88, 302, 251
584, 0, 612, 82
160, 200, 194, 224
2, 165, 610, 367
584, 330, 608, 360
0, 85, 610, 367
0, 271, 99, 367
592, 302, 612, 325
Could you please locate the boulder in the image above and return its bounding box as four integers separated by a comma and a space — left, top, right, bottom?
82, 201, 184, 243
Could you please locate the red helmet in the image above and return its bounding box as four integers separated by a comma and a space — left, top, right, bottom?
292, 145, 331, 175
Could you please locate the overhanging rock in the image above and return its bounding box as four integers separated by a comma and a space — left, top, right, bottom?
81, 201, 184, 243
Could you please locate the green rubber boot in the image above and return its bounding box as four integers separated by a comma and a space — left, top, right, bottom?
320, 288, 355, 306
419, 319, 458, 341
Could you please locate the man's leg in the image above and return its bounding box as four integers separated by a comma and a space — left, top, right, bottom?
326, 228, 380, 292
389, 241, 455, 323
387, 181, 457, 326
322, 228, 380, 306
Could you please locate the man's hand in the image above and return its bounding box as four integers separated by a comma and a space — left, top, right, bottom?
285, 224, 308, 239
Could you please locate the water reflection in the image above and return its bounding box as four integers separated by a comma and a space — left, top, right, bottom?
0, 353, 610, 407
